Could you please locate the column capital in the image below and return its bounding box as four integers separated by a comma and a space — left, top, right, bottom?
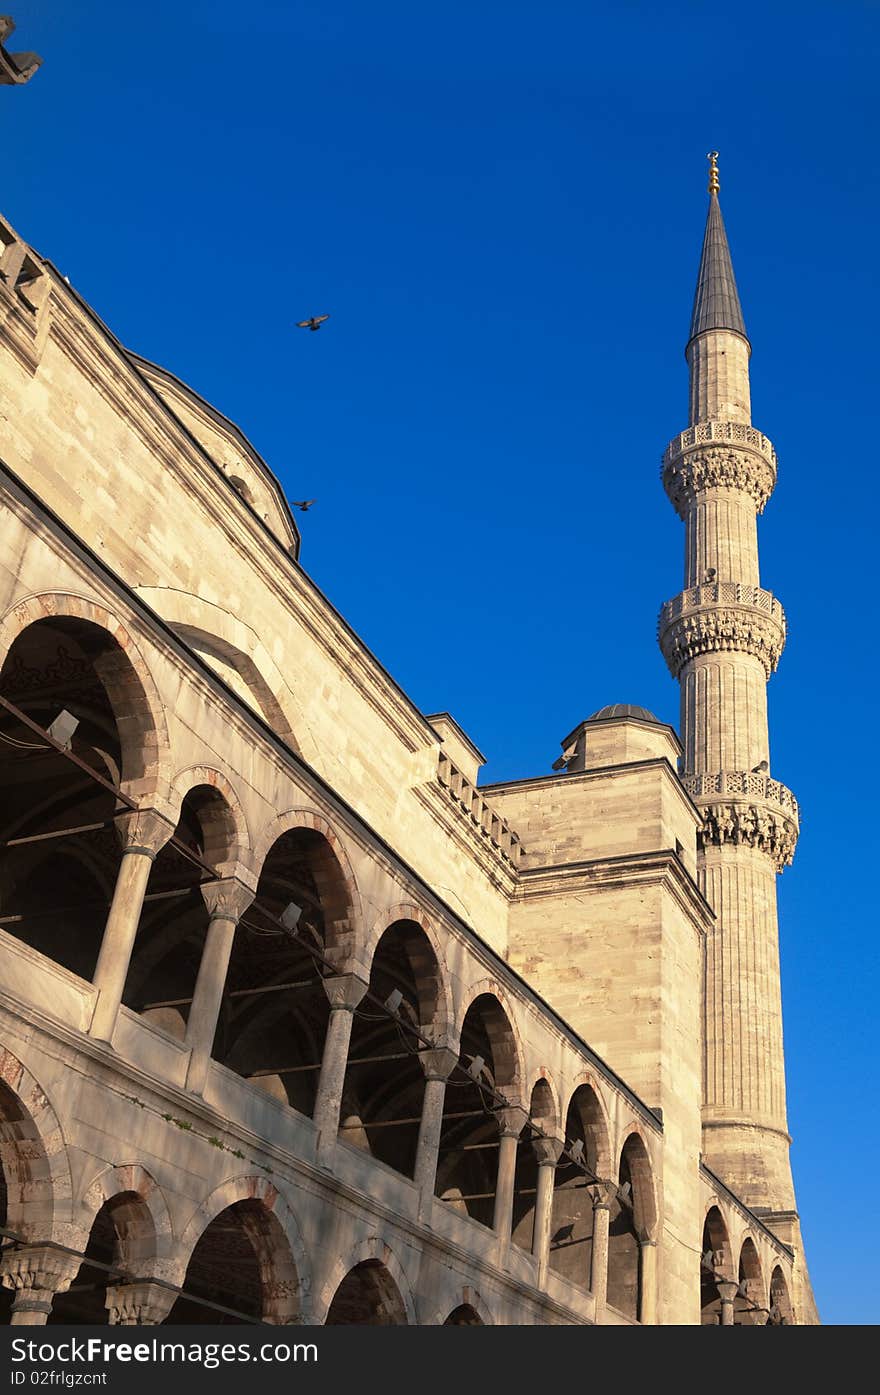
532, 1134, 565, 1167
1, 1245, 80, 1297
588, 1179, 619, 1211
717, 1279, 740, 1301
114, 807, 176, 858
495, 1104, 529, 1138
321, 972, 369, 1012
200, 875, 256, 923
106, 1280, 177, 1326
418, 1046, 459, 1081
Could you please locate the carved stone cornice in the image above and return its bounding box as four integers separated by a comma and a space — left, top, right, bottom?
658, 585, 786, 678
662, 420, 777, 517
684, 770, 799, 872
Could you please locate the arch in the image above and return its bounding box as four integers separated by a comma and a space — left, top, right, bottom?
0, 593, 171, 801
0, 1046, 72, 1242
618, 1128, 658, 1240
701, 1199, 734, 1276
338, 915, 449, 1177
769, 1265, 794, 1325
546, 1080, 612, 1288
51, 1187, 164, 1324
170, 766, 251, 859
443, 1303, 484, 1325
607, 1129, 658, 1322
454, 980, 525, 1099
562, 1078, 612, 1178
434, 990, 525, 1231
316, 1235, 415, 1326
425, 1286, 494, 1326
528, 1073, 560, 1133
122, 780, 250, 1033
134, 587, 317, 764
701, 1203, 734, 1324
364, 902, 454, 1042
253, 808, 362, 957
78, 1165, 173, 1269
174, 1175, 307, 1324
215, 814, 362, 1113
736, 1235, 765, 1324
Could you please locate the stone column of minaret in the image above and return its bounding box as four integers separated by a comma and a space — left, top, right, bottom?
658, 153, 818, 1322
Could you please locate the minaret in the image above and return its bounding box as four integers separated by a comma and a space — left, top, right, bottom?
658, 155, 816, 1315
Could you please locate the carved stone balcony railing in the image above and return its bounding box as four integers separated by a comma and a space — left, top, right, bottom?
437, 750, 524, 869
682, 769, 799, 871
658, 583, 786, 678
662, 419, 777, 517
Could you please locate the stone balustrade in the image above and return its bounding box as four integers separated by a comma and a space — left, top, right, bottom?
663, 419, 777, 469
658, 584, 786, 678
437, 750, 524, 868
683, 770, 799, 871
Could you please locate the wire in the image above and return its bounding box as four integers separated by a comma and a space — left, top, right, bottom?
0, 729, 50, 750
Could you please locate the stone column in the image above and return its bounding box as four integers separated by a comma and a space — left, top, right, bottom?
588, 1180, 616, 1312
413, 1046, 459, 1219
492, 1106, 528, 1260
90, 809, 174, 1041
313, 973, 368, 1159
106, 1279, 178, 1325
184, 876, 256, 1095
717, 1279, 739, 1326
531, 1136, 564, 1287
639, 1237, 659, 1325
0, 1246, 80, 1325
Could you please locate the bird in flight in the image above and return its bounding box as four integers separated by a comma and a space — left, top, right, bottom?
291, 500, 316, 512
296, 315, 330, 332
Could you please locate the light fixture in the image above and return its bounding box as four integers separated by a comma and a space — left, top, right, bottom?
47, 709, 78, 750
466, 1055, 485, 1081
384, 988, 403, 1015
567, 1139, 584, 1164
279, 901, 302, 932
617, 1180, 632, 1203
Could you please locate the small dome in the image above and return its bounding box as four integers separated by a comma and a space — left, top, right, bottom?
587, 703, 661, 724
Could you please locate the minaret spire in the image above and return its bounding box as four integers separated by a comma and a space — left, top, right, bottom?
689, 154, 748, 345
657, 156, 818, 1320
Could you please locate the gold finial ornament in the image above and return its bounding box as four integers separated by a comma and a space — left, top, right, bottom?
707, 150, 720, 194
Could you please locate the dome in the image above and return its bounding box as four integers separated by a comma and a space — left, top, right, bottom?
587, 703, 661, 724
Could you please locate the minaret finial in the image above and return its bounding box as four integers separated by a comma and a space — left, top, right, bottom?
707, 150, 720, 195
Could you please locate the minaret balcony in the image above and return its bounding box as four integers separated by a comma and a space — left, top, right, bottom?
658, 583, 786, 678
662, 420, 777, 517
682, 769, 799, 871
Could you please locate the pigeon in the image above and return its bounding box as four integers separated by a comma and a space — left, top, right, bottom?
291, 500, 316, 512
296, 315, 330, 332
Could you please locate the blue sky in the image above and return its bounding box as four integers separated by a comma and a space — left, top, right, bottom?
7, 1, 879, 1323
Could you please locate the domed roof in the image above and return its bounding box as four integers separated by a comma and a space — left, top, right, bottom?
587, 703, 660, 724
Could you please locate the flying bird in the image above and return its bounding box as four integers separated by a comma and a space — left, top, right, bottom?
296, 315, 330, 332
291, 500, 316, 512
